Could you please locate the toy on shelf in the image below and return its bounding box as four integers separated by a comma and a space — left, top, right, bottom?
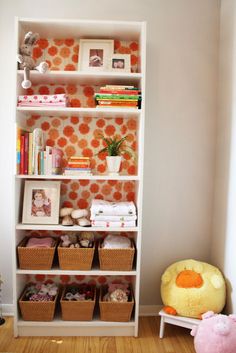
17, 32, 49, 89
60, 233, 94, 248
161, 259, 226, 319
60, 207, 91, 227
191, 311, 236, 353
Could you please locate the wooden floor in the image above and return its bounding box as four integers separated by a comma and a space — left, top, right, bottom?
0, 317, 195, 353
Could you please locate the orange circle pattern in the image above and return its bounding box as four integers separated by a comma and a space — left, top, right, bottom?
33, 38, 139, 73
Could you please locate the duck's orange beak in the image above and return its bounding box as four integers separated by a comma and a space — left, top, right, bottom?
176, 270, 203, 288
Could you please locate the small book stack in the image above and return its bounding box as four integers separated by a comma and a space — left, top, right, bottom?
94, 85, 141, 109
64, 157, 92, 176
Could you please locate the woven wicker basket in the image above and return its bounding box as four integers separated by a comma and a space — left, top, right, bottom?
17, 237, 57, 270
98, 239, 135, 271
19, 286, 58, 321
60, 285, 96, 321
99, 286, 134, 322
58, 242, 95, 270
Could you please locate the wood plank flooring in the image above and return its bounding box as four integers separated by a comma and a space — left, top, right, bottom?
0, 317, 195, 353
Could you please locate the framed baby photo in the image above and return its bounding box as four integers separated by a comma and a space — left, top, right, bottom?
110, 54, 131, 72
78, 39, 114, 71
22, 180, 61, 224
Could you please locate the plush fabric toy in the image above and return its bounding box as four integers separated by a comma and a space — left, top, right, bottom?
59, 207, 91, 227
161, 259, 226, 318
191, 311, 236, 353
17, 32, 49, 89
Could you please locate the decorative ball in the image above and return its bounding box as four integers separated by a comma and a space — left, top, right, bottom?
191, 311, 236, 353
161, 259, 226, 318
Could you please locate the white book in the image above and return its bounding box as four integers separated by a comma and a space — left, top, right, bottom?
45, 146, 52, 175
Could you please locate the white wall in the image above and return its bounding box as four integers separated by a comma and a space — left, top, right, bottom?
211, 0, 236, 313
0, 0, 220, 308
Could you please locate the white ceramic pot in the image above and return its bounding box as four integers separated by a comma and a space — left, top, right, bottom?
106, 156, 122, 176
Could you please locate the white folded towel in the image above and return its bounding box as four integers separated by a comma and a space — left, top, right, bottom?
90, 199, 136, 216
90, 214, 137, 221
102, 235, 131, 249
91, 220, 136, 227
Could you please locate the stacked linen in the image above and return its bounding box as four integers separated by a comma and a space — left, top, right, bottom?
90, 199, 137, 227
17, 94, 69, 107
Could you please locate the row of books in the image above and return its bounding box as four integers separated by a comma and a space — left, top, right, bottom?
94, 85, 142, 109
64, 156, 92, 176
17, 127, 62, 175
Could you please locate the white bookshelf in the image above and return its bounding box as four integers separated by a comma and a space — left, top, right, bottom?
14, 17, 146, 337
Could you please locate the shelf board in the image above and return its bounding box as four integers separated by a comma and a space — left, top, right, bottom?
16, 106, 141, 118
17, 318, 135, 327
16, 174, 139, 181
17, 70, 142, 85
18, 18, 143, 41
16, 266, 137, 276
16, 224, 139, 232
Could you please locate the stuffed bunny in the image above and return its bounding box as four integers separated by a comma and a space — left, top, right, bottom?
17, 32, 49, 89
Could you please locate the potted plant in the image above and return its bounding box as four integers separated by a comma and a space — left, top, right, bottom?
97, 135, 132, 176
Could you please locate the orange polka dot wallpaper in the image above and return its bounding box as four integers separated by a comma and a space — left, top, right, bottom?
33, 38, 140, 73
25, 112, 138, 176
26, 274, 133, 287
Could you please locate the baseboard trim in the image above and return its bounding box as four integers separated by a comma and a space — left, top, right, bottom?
139, 305, 162, 316
2, 304, 14, 316
2, 304, 162, 317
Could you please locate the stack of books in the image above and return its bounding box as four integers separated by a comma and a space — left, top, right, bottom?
64, 157, 92, 176
17, 127, 63, 175
94, 85, 141, 109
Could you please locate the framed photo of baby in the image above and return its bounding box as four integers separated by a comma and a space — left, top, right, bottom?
110, 54, 131, 72
22, 181, 61, 224
78, 39, 114, 71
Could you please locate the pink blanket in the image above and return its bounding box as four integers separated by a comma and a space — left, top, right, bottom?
18, 94, 69, 107
26, 237, 54, 248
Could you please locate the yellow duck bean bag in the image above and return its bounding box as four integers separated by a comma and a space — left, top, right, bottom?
161, 259, 226, 318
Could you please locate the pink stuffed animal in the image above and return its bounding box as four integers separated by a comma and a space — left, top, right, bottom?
191, 311, 236, 353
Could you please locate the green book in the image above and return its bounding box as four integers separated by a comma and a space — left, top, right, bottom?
95, 94, 141, 100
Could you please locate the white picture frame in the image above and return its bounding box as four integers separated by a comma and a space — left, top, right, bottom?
78, 39, 114, 71
110, 54, 131, 72
22, 180, 61, 224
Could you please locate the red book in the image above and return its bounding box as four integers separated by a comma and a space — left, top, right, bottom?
99, 89, 140, 95
24, 133, 29, 175
20, 135, 25, 175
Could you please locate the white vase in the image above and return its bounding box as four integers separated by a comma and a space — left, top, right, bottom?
106, 156, 122, 176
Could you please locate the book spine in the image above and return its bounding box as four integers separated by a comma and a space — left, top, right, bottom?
20, 135, 25, 175
45, 146, 52, 175
101, 85, 135, 90
99, 89, 140, 95
98, 100, 138, 106
34, 147, 40, 175
24, 133, 29, 175
67, 163, 90, 168
48, 154, 52, 175
28, 132, 33, 175
44, 151, 47, 175
40, 151, 44, 175
95, 94, 140, 100
65, 168, 91, 171
16, 127, 22, 174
